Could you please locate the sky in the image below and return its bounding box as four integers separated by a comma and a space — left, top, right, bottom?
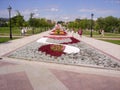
0, 0, 120, 21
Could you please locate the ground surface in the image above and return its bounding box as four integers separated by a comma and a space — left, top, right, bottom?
0, 30, 120, 90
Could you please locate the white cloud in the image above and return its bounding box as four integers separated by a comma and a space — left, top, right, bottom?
62, 16, 69, 20
0, 7, 60, 20
79, 9, 96, 12
45, 8, 59, 12
33, 9, 39, 12
79, 8, 118, 15
0, 9, 8, 18
50, 8, 59, 12
0, 9, 17, 18
20, 9, 41, 20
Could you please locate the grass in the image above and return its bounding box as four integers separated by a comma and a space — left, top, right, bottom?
0, 27, 49, 43
0, 27, 21, 35
99, 39, 120, 45
83, 30, 99, 35
0, 37, 20, 43
83, 30, 120, 37
0, 27, 49, 36
0, 37, 10, 43
83, 30, 120, 45
1, 27, 120, 45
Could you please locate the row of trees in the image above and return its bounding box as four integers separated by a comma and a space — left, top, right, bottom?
0, 11, 120, 33
67, 16, 120, 33
96, 16, 120, 33
0, 11, 54, 29
10, 11, 54, 28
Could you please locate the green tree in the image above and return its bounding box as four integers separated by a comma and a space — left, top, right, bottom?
79, 19, 91, 29
96, 16, 119, 33
96, 17, 105, 30
117, 18, 120, 33
104, 16, 118, 32
28, 13, 34, 27
11, 10, 25, 27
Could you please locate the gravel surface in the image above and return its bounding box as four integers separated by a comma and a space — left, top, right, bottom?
8, 39, 120, 71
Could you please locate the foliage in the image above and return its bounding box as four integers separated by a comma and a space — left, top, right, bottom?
28, 17, 54, 28
96, 16, 120, 33
67, 16, 120, 34
10, 11, 25, 27
0, 27, 50, 36
68, 19, 92, 32
1, 11, 120, 34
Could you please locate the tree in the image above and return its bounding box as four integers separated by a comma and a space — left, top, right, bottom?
94, 22, 100, 31
96, 16, 119, 33
11, 10, 25, 27
29, 13, 34, 27
96, 17, 105, 30
117, 18, 120, 33
104, 16, 118, 32
79, 19, 91, 29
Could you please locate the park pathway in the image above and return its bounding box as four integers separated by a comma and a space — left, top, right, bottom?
0, 31, 120, 90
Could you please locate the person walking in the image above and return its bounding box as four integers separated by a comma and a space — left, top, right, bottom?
101, 29, 104, 37
78, 28, 83, 37
71, 28, 74, 37
21, 27, 25, 36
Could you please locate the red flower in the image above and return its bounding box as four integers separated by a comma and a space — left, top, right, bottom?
61, 37, 80, 44
38, 44, 66, 57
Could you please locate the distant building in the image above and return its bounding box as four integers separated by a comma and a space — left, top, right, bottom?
0, 18, 9, 27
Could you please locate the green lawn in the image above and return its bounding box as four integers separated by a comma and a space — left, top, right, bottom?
1, 28, 120, 45
0, 37, 9, 43
83, 30, 120, 37
0, 27, 49, 36
0, 27, 21, 35
0, 37, 20, 43
99, 39, 120, 45
83, 30, 120, 45
0, 27, 49, 43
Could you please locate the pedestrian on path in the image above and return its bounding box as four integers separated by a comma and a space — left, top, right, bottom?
78, 28, 83, 37
101, 29, 104, 37
21, 27, 25, 36
71, 28, 74, 37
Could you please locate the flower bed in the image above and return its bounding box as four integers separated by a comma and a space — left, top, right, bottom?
44, 36, 70, 40
50, 29, 67, 35
44, 36, 80, 44
38, 44, 65, 57
61, 37, 80, 44
50, 44, 65, 52
8, 41, 120, 71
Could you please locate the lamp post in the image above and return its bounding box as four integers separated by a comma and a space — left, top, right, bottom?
90, 13, 94, 37
30, 13, 34, 34
8, 5, 12, 39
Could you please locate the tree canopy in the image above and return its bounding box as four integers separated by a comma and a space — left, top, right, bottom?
2, 11, 120, 33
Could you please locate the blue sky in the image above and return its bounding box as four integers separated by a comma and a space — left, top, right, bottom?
0, 0, 120, 21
